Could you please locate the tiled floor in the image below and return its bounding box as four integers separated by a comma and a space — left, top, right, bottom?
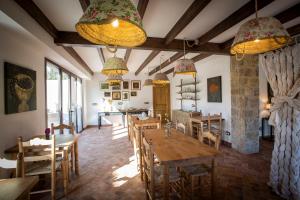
33, 126, 282, 200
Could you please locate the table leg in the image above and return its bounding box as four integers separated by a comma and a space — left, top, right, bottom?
189, 119, 193, 137
138, 127, 143, 181
163, 164, 169, 200
74, 141, 79, 175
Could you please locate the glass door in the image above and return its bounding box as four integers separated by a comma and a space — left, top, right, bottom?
62, 72, 70, 125
46, 63, 61, 127
76, 79, 83, 132
70, 76, 77, 129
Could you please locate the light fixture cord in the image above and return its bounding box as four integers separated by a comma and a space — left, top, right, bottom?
255, 0, 258, 20
183, 39, 186, 59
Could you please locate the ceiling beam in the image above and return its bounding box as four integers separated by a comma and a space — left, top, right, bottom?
78, 0, 90, 11
197, 0, 274, 45
135, 51, 160, 76
287, 24, 300, 37
164, 0, 211, 45
124, 48, 132, 64
149, 52, 184, 76
97, 48, 105, 65
164, 68, 174, 75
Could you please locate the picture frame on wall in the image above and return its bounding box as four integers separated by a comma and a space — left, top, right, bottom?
131, 80, 141, 90
131, 91, 137, 97
111, 83, 121, 90
4, 62, 37, 114
100, 82, 109, 90
122, 80, 130, 90
104, 92, 111, 97
122, 91, 130, 101
112, 91, 121, 100
207, 76, 222, 102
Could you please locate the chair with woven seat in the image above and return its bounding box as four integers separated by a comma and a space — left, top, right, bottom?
18, 135, 68, 200
0, 152, 24, 178
142, 137, 183, 200
181, 121, 220, 199
208, 113, 222, 136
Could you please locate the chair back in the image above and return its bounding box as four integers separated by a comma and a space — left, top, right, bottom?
208, 113, 222, 135
198, 122, 221, 150
0, 153, 24, 177
142, 137, 155, 199
176, 121, 186, 134
51, 123, 75, 135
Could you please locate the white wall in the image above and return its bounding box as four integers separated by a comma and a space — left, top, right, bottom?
86, 72, 153, 126
169, 55, 232, 142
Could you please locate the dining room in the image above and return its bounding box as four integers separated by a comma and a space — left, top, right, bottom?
0, 0, 300, 200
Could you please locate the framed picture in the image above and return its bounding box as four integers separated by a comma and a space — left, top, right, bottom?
4, 62, 37, 114
100, 82, 109, 90
122, 91, 130, 101
112, 83, 121, 90
122, 80, 130, 90
131, 91, 137, 97
131, 80, 141, 90
104, 92, 111, 97
207, 76, 222, 102
112, 91, 121, 100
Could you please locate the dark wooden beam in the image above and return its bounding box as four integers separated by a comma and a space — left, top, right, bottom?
63, 47, 94, 75
55, 31, 229, 54
15, 0, 58, 38
79, 0, 90, 11
164, 68, 174, 75
97, 48, 105, 65
197, 0, 274, 45
164, 0, 211, 45
135, 51, 160, 76
124, 48, 132, 64
287, 24, 300, 37
149, 52, 184, 76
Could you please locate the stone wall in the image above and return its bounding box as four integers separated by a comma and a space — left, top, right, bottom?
231, 55, 259, 154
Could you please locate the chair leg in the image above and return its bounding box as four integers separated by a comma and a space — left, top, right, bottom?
70, 145, 74, 172
63, 150, 69, 196
51, 171, 56, 200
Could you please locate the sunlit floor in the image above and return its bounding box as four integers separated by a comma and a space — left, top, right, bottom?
31, 126, 282, 200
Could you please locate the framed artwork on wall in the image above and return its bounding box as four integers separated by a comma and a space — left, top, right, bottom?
131, 80, 141, 90
111, 83, 121, 90
131, 91, 137, 97
122, 80, 130, 90
4, 62, 37, 114
122, 91, 130, 101
112, 91, 121, 100
104, 92, 111, 97
100, 82, 109, 90
207, 76, 222, 102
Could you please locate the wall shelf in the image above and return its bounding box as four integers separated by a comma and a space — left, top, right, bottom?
177, 98, 200, 100
175, 82, 200, 87
177, 78, 199, 112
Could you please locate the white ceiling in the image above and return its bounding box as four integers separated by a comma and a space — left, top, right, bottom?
32, 0, 300, 74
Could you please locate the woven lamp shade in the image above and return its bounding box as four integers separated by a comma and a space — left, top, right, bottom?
174, 59, 197, 77
101, 57, 128, 75
143, 79, 153, 86
153, 73, 169, 85
76, 0, 146, 47
106, 74, 123, 85
231, 17, 290, 55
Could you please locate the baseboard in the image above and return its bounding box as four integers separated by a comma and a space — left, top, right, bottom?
221, 140, 232, 148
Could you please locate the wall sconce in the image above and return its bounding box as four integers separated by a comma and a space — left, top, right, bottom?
264, 103, 271, 110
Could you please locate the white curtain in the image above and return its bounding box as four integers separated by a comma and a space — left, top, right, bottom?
259, 44, 300, 199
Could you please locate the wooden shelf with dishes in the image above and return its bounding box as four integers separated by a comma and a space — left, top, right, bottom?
177, 78, 200, 112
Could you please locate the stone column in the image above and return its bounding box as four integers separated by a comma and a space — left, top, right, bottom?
231, 55, 259, 154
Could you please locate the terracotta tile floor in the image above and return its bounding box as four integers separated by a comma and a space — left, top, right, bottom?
33, 126, 283, 200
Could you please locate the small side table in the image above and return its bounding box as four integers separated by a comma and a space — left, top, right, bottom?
261, 117, 274, 140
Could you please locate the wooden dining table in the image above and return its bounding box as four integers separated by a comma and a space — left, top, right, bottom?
4, 134, 80, 175
0, 176, 39, 200
131, 116, 161, 180
144, 128, 220, 200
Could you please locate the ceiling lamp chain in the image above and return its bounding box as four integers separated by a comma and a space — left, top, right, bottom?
76, 0, 147, 47
231, 0, 290, 57
153, 55, 170, 85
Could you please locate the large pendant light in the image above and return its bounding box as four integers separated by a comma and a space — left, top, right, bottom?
231, 0, 290, 56
153, 56, 170, 85
106, 74, 123, 85
174, 40, 197, 77
101, 56, 128, 75
76, 0, 147, 47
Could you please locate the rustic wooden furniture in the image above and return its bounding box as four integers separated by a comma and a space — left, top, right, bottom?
208, 113, 223, 136
172, 110, 201, 136
144, 128, 219, 200
176, 78, 200, 111
98, 109, 149, 129
190, 114, 224, 136
0, 153, 24, 178
0, 176, 39, 200
132, 116, 160, 181
18, 135, 67, 199
176, 121, 186, 134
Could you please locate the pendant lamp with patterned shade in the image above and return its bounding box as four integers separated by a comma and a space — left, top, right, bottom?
153, 56, 169, 85
101, 57, 128, 75
174, 40, 197, 77
106, 74, 123, 85
231, 0, 290, 56
76, 0, 147, 47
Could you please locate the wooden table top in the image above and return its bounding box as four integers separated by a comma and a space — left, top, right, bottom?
5, 134, 79, 154
0, 176, 38, 200
132, 117, 160, 127
144, 129, 219, 165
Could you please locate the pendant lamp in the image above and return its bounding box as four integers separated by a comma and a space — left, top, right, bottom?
174, 40, 197, 77
76, 0, 147, 47
101, 56, 128, 75
153, 56, 170, 85
143, 66, 153, 86
106, 74, 123, 85
231, 0, 290, 55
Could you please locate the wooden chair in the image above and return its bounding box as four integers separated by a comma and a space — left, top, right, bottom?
18, 135, 68, 200
142, 137, 183, 200
176, 121, 186, 134
181, 122, 220, 199
209, 113, 222, 136
156, 114, 162, 127
127, 114, 134, 143
0, 153, 24, 178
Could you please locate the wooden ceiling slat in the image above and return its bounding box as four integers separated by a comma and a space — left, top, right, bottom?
164, 0, 211, 45
197, 0, 274, 45
149, 52, 184, 76
97, 48, 105, 65
287, 24, 300, 37
124, 48, 132, 64
135, 51, 160, 76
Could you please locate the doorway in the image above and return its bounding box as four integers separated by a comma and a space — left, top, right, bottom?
153, 84, 171, 123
